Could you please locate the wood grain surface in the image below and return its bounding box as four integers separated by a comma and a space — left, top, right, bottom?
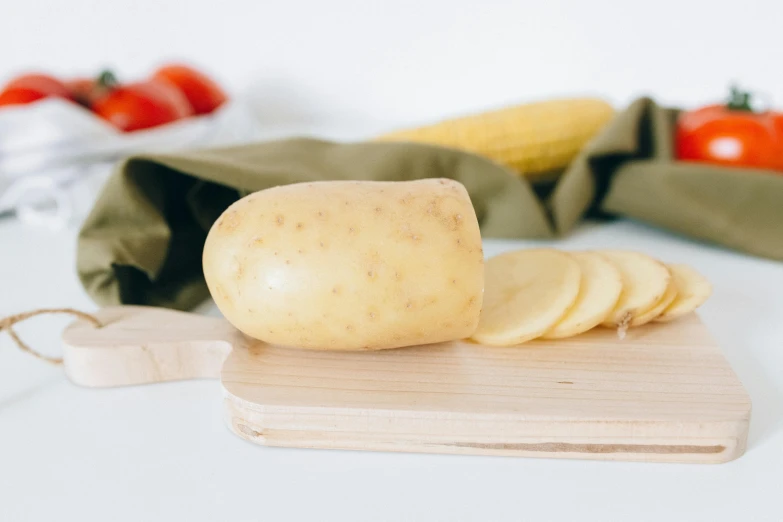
223, 315, 750, 463
61, 306, 751, 463
62, 306, 239, 387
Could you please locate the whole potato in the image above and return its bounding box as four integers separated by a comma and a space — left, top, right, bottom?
203, 179, 484, 350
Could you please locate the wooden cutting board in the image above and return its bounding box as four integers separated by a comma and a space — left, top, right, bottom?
61, 306, 751, 464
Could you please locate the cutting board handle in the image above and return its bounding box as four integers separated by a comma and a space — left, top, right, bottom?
61, 306, 241, 388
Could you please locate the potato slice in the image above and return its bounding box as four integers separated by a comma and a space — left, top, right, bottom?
472, 249, 581, 346
655, 264, 712, 322
599, 250, 671, 328
542, 251, 622, 339
630, 278, 678, 326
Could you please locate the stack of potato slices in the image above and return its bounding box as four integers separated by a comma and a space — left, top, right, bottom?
471, 249, 712, 346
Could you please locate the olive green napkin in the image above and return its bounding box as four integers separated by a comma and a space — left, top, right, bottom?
78, 139, 552, 310
551, 97, 783, 260
78, 103, 783, 310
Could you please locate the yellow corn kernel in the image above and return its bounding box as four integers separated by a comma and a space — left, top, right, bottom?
375, 98, 615, 177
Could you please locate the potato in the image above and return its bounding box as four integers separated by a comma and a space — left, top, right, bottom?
471, 249, 581, 346
655, 264, 712, 322
202, 179, 484, 351
542, 251, 622, 339
599, 250, 671, 328
629, 278, 678, 326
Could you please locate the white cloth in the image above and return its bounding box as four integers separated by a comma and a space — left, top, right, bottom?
0, 97, 260, 229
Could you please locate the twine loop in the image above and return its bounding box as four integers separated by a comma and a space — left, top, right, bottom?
0, 308, 101, 365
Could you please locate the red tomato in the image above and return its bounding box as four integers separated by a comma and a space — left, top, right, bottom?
66, 71, 119, 108
676, 87, 783, 172
152, 64, 227, 115
92, 80, 194, 132
0, 73, 71, 107
66, 78, 101, 107
0, 88, 47, 106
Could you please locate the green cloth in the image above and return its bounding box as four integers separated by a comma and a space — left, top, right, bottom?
78, 100, 783, 310
551, 98, 783, 260
78, 139, 552, 310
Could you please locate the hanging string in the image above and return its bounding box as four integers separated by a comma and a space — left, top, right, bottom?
0, 308, 102, 365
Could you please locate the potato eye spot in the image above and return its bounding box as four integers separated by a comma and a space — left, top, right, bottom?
217, 211, 239, 231
296, 222, 304, 230
215, 284, 229, 300
275, 215, 285, 225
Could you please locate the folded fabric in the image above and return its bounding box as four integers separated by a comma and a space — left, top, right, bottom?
77, 139, 552, 310
551, 97, 783, 260
78, 100, 783, 311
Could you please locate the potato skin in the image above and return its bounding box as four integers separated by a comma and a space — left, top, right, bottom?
202, 179, 484, 350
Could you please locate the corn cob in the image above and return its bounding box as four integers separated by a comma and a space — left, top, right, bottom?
375, 98, 615, 177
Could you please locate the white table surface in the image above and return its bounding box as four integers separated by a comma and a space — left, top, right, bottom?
1, 216, 782, 522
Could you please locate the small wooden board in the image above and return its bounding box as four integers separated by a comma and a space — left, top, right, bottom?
63, 306, 751, 463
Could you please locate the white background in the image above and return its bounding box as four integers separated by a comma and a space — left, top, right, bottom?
3, 0, 783, 136
2, 1, 783, 521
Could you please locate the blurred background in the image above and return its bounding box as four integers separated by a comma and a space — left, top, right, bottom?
3, 0, 783, 235
4, 0, 782, 231
3, 0, 781, 138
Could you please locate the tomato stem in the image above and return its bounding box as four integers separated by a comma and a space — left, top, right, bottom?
97, 70, 119, 90
727, 85, 754, 111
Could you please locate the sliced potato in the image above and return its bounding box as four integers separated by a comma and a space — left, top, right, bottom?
599, 250, 671, 327
630, 278, 678, 326
542, 251, 622, 339
472, 249, 581, 346
655, 264, 712, 322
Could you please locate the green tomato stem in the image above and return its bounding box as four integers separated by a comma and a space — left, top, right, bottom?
727, 85, 754, 111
